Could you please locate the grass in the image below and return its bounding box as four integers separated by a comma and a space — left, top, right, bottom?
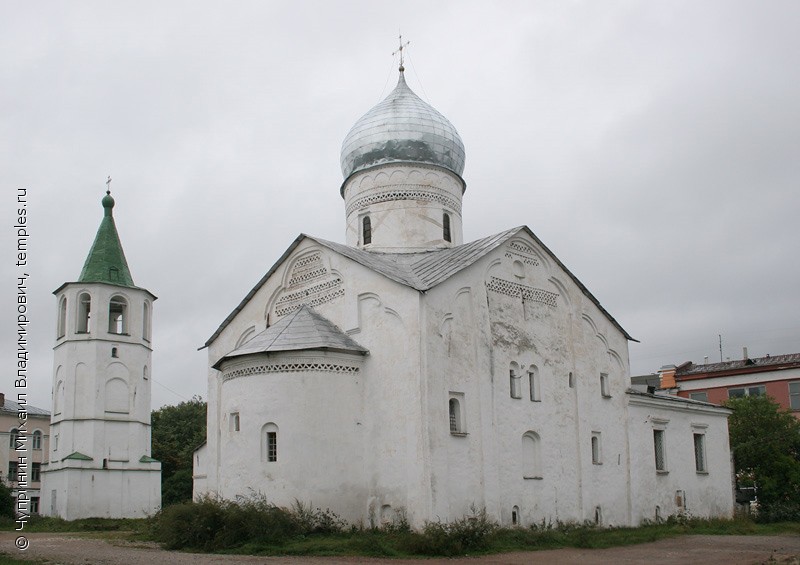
0, 556, 53, 565
4, 506, 800, 559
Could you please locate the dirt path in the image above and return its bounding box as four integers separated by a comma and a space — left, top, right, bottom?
2, 532, 799, 564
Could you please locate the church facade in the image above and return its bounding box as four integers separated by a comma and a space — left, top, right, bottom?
194, 68, 734, 528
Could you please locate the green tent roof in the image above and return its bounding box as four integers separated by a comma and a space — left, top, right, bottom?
63, 451, 93, 461
78, 191, 135, 287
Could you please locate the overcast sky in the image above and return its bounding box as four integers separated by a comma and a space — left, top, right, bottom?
2, 1, 798, 411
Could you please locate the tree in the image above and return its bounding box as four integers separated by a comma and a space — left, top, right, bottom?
0, 481, 14, 519
151, 396, 207, 506
725, 395, 800, 509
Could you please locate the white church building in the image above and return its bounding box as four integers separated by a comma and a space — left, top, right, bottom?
193, 65, 734, 528
42, 191, 161, 519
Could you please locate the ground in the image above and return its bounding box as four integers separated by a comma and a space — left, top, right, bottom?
1, 532, 799, 564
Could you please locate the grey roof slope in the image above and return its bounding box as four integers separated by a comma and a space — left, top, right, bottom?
204, 226, 635, 348
213, 304, 368, 369
626, 387, 731, 411
676, 353, 800, 377
0, 397, 50, 417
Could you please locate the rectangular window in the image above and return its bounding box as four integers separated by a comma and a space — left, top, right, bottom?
653, 429, 666, 472
8, 461, 18, 482
266, 432, 277, 462
31, 497, 40, 514
790, 382, 800, 410
591, 432, 602, 465
689, 391, 709, 402
728, 385, 765, 399
31, 463, 41, 483
600, 373, 610, 397
693, 433, 707, 473
230, 412, 240, 432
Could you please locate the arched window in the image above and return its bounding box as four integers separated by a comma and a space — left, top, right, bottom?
54, 378, 64, 415
57, 296, 67, 338
262, 423, 278, 462
32, 430, 42, 450
77, 293, 91, 333
143, 301, 151, 341
104, 378, 129, 413
443, 212, 452, 242
9, 428, 19, 449
143, 366, 149, 380
449, 398, 461, 433
522, 431, 541, 479
511, 505, 520, 526
591, 432, 602, 464
568, 371, 575, 389
109, 296, 128, 334
529, 365, 540, 402
362, 216, 372, 245
510, 365, 522, 399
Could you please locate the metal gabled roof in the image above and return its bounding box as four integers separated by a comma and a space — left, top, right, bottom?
310, 227, 520, 291
212, 304, 367, 369
0, 398, 50, 417
204, 226, 635, 348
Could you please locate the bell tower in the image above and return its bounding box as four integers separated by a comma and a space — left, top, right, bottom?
42, 189, 161, 519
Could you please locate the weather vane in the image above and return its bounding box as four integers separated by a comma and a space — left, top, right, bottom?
392, 33, 410, 71
106, 175, 112, 194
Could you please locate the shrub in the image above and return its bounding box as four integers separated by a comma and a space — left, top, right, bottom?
150, 493, 348, 551
152, 496, 228, 551
404, 505, 497, 556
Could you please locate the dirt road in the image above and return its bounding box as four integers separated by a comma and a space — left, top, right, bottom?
2, 532, 799, 564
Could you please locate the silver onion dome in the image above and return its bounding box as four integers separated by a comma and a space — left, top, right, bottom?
340, 71, 466, 181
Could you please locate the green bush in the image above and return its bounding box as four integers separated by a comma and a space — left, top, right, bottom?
403, 505, 497, 556
150, 493, 348, 551
0, 482, 14, 520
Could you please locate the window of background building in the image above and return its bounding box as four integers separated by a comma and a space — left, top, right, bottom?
790, 382, 800, 410
689, 391, 709, 402
728, 385, 765, 399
